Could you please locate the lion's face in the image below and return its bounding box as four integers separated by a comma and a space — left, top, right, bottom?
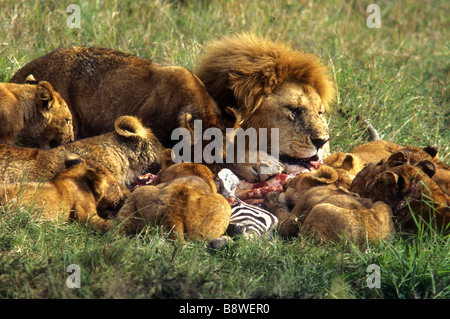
43, 94, 74, 148
249, 82, 330, 173
76, 160, 130, 220
35, 86, 74, 149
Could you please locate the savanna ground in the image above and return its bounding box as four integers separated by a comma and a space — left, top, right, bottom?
0, 0, 449, 303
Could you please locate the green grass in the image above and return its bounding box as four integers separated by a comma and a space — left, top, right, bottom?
0, 0, 449, 300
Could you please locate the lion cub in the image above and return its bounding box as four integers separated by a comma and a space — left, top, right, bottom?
350, 147, 450, 232
0, 76, 74, 148
371, 163, 450, 232
111, 163, 232, 242
0, 116, 164, 187
263, 165, 394, 243
0, 159, 129, 231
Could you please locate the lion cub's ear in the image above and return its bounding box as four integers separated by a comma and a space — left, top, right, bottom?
310, 165, 339, 184
64, 157, 83, 169
423, 146, 438, 159
324, 152, 361, 173
36, 81, 56, 112
224, 107, 242, 129
290, 166, 339, 192
374, 171, 400, 201
416, 160, 436, 178
114, 116, 147, 139
386, 152, 407, 167
85, 168, 110, 200
26, 74, 38, 84
161, 148, 175, 169
341, 154, 361, 172
184, 113, 195, 135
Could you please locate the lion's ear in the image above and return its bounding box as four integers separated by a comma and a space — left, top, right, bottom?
26, 74, 38, 84
36, 81, 55, 112
85, 168, 109, 200
311, 165, 339, 184
423, 146, 438, 159
417, 160, 436, 178
184, 113, 195, 135
64, 158, 83, 169
342, 154, 358, 171
374, 171, 400, 200
161, 148, 175, 169
386, 152, 407, 167
114, 116, 147, 139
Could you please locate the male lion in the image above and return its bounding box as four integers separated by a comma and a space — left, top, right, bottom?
0, 77, 74, 148
263, 165, 393, 243
195, 33, 335, 181
0, 116, 163, 187
0, 159, 129, 232
10, 47, 237, 149
110, 163, 232, 242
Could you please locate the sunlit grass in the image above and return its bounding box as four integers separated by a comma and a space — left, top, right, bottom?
0, 0, 448, 299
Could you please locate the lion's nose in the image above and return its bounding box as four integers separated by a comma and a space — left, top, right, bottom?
311, 136, 329, 150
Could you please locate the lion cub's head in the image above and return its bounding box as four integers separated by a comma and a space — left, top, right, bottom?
27, 76, 74, 148
351, 146, 446, 197
324, 152, 365, 189
350, 146, 450, 231
62, 159, 130, 219
285, 165, 338, 193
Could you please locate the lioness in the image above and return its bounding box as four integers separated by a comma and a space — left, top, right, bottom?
0, 159, 129, 232
0, 116, 164, 187
10, 47, 237, 149
111, 163, 232, 242
263, 165, 393, 243
195, 33, 335, 181
0, 78, 73, 148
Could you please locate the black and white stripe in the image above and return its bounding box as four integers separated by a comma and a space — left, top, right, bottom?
213, 168, 278, 244
227, 198, 278, 238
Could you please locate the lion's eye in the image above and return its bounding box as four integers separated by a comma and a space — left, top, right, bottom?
66, 119, 71, 125
289, 108, 303, 121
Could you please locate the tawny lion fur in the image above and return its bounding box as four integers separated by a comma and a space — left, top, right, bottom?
263, 165, 394, 243
195, 33, 335, 181
323, 151, 365, 190
348, 140, 404, 166
0, 159, 129, 232
195, 33, 334, 114
110, 163, 232, 242
0, 116, 163, 187
350, 144, 450, 198
349, 146, 450, 232
10, 47, 236, 149
0, 78, 73, 148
